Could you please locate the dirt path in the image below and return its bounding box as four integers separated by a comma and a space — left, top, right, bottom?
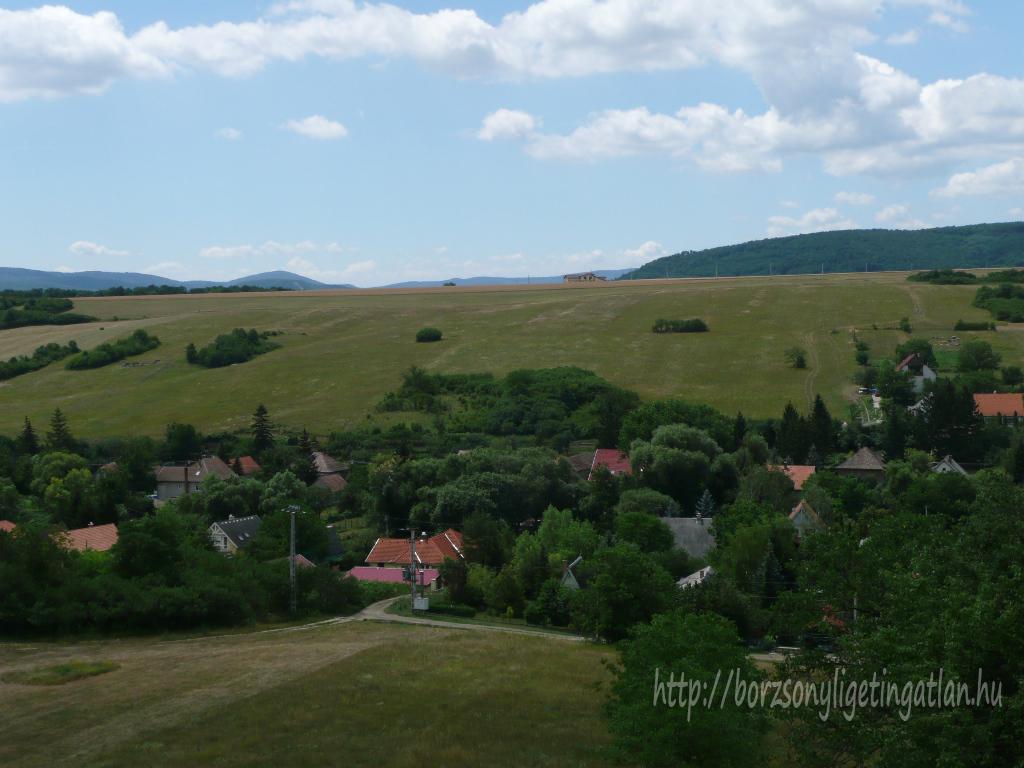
802, 332, 821, 409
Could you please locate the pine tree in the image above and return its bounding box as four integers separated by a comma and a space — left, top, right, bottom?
251, 404, 275, 453
185, 342, 198, 364
46, 409, 74, 452
733, 411, 747, 450
778, 402, 808, 464
18, 417, 39, 454
810, 395, 834, 457
695, 489, 716, 518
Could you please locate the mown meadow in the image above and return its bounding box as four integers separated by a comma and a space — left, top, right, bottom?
0, 273, 1017, 437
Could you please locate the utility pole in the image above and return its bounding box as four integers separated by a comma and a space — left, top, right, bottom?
409, 528, 418, 608
288, 504, 299, 615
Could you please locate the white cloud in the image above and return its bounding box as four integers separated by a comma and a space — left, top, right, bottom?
69, 240, 129, 257
928, 11, 969, 33
283, 115, 348, 140
766, 208, 855, 237
216, 127, 242, 140
622, 241, 665, 262
886, 29, 919, 45
779, 200, 801, 209
835, 191, 875, 205
200, 240, 344, 259
933, 158, 1024, 198
1010, 207, 1024, 219
875, 203, 909, 222
144, 261, 186, 276
874, 203, 926, 228
476, 109, 537, 141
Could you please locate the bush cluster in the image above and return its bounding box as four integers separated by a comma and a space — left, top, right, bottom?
0, 342, 79, 382
415, 327, 443, 342
187, 328, 281, 368
651, 318, 709, 333
65, 330, 161, 370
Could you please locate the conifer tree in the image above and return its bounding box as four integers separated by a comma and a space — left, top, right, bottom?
18, 417, 39, 454
46, 409, 74, 452
251, 404, 275, 453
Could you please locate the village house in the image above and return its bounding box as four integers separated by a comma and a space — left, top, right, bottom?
789, 499, 825, 540
364, 528, 464, 567
770, 463, 816, 491
973, 393, 1024, 425
834, 447, 886, 482
231, 455, 261, 476
208, 515, 262, 554
895, 353, 938, 393
588, 448, 632, 481
563, 271, 607, 283
154, 456, 236, 501
348, 565, 441, 589
312, 451, 347, 477
677, 565, 714, 589
60, 522, 119, 553
313, 473, 348, 494
931, 455, 968, 475
662, 517, 716, 559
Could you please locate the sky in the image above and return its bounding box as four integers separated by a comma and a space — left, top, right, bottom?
0, 0, 1022, 286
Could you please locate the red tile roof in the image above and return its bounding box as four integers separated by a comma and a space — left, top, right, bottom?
313, 473, 348, 493
365, 529, 463, 566
232, 456, 261, 476
589, 449, 632, 481
770, 464, 816, 491
348, 566, 440, 585
0, 520, 15, 533
154, 456, 235, 484
973, 393, 1024, 418
60, 523, 118, 553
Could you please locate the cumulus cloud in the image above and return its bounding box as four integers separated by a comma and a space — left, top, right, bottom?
874, 203, 927, 228
886, 29, 919, 45
933, 158, 1024, 198
69, 240, 129, 257
1, 1, 1016, 188
284, 115, 348, 140
766, 208, 856, 237
144, 261, 187, 276
216, 127, 243, 140
622, 241, 665, 262
200, 240, 344, 259
835, 191, 875, 205
476, 109, 537, 141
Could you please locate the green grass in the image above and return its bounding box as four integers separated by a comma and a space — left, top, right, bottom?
2, 660, 119, 686
387, 596, 581, 636
0, 621, 619, 768
0, 273, 1019, 437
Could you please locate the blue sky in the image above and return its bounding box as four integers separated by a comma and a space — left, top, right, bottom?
1, 1, 1022, 286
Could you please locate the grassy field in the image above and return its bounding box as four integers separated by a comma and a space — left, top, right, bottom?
0, 621, 618, 768
0, 273, 1017, 438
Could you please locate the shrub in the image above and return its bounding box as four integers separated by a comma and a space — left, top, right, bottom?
188, 328, 280, 368
651, 318, 709, 333
954, 319, 996, 331
907, 269, 978, 284
1003, 366, 1024, 386
65, 330, 160, 370
415, 327, 443, 342
0, 341, 79, 381
785, 346, 808, 369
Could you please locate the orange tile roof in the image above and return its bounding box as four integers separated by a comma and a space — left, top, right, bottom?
0, 520, 15, 533
232, 456, 261, 476
366, 529, 463, 566
973, 393, 1024, 418
770, 464, 816, 491
589, 449, 632, 480
61, 523, 118, 553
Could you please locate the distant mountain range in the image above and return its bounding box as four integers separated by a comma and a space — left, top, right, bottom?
383, 269, 636, 288
0, 266, 637, 291
622, 222, 1024, 279
0, 268, 353, 292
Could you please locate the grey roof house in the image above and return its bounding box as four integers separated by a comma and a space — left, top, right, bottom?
209, 515, 262, 554
662, 517, 716, 559
155, 456, 236, 501
834, 447, 886, 482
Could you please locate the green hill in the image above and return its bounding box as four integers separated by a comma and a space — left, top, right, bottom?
623, 222, 1024, 279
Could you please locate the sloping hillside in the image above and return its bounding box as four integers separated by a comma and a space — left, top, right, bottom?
623, 222, 1024, 279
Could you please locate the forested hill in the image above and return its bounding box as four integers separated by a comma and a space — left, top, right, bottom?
622, 222, 1024, 279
